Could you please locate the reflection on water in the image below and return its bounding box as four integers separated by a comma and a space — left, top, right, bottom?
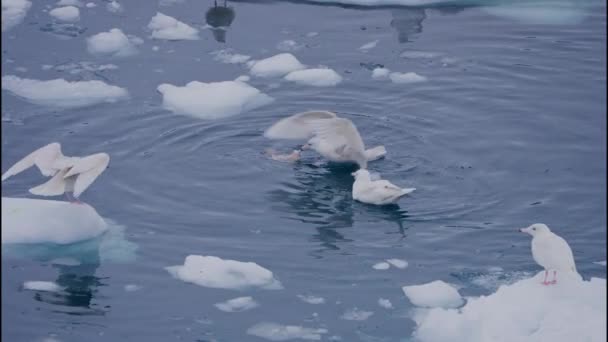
206, 0, 236, 43
390, 8, 426, 43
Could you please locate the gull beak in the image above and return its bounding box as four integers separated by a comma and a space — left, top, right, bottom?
519, 228, 526, 233
351, 172, 356, 177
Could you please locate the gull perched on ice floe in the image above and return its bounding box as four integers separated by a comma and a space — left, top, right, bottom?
519, 223, 577, 285
352, 169, 415, 205
1, 142, 110, 203
264, 111, 387, 168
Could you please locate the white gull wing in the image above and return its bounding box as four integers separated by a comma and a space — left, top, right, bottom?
308, 117, 367, 162
65, 153, 110, 197
1, 142, 63, 180
264, 110, 336, 140
29, 169, 69, 196
531, 232, 577, 273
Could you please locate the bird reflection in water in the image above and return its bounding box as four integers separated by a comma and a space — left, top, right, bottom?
390, 8, 426, 43
206, 0, 236, 43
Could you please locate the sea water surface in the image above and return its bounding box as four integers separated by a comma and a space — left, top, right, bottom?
1, 0, 606, 341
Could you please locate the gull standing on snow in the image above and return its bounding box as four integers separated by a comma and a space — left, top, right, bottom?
1, 142, 110, 203
352, 169, 415, 205
264, 110, 387, 168
519, 223, 577, 285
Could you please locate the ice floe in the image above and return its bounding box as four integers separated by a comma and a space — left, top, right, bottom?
341, 307, 374, 321
247, 322, 327, 341
211, 49, 251, 64
386, 258, 408, 269
148, 12, 199, 40
249, 53, 305, 78
297, 294, 325, 304
412, 272, 606, 342
400, 51, 442, 59
371, 67, 390, 79
23, 281, 64, 292
166, 255, 283, 290
373, 262, 390, 270
157, 80, 273, 120
2, 75, 128, 108
215, 296, 259, 312
2, 0, 32, 32
86, 28, 140, 57
402, 280, 464, 309
49, 6, 80, 22
378, 298, 393, 309
359, 40, 378, 51
284, 68, 342, 87
389, 71, 427, 84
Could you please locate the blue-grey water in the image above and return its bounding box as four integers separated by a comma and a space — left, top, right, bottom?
1, 0, 606, 341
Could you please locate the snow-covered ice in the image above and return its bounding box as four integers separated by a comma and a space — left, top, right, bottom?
386, 258, 408, 269
284, 68, 342, 87
372, 262, 390, 270
211, 49, 251, 64
297, 294, 325, 304
371, 67, 390, 79
389, 72, 427, 84
166, 255, 283, 290
412, 272, 606, 342
247, 322, 328, 341
1, 198, 109, 245
402, 280, 464, 309
249, 53, 305, 78
49, 6, 79, 21
378, 298, 393, 309
341, 308, 374, 321
87, 28, 139, 57
215, 296, 259, 312
2, 75, 128, 108
157, 80, 273, 120
2, 0, 32, 32
23, 281, 64, 292
148, 12, 199, 40
359, 40, 378, 51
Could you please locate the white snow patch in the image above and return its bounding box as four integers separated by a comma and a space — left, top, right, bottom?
378, 298, 393, 309
412, 272, 606, 342
284, 68, 342, 87
86, 28, 139, 57
215, 296, 259, 312
247, 322, 327, 341
402, 280, 463, 309
166, 255, 282, 290
371, 67, 390, 79
359, 40, 378, 51
148, 12, 199, 40
23, 281, 64, 292
373, 262, 390, 270
2, 0, 32, 32
49, 6, 80, 22
341, 307, 374, 321
249, 53, 305, 78
386, 258, 408, 269
124, 284, 142, 292
297, 294, 325, 304
211, 49, 251, 64
276, 40, 303, 52
157, 80, 273, 120
1, 76, 128, 108
389, 72, 427, 84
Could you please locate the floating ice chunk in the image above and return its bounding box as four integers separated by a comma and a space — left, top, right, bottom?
594, 261, 607, 266
211, 49, 251, 64
400, 51, 442, 59
297, 295, 325, 304
306, 32, 318, 37
284, 68, 342, 87
359, 40, 378, 51
87, 28, 139, 57
124, 284, 142, 292
378, 298, 393, 309
85, 2, 95, 8
49, 6, 80, 22
157, 80, 273, 120
373, 262, 390, 270
148, 12, 199, 40
1, 75, 128, 108
371, 67, 390, 79
412, 272, 606, 342
152, 45, 159, 51
386, 258, 408, 269
277, 40, 303, 52
1, 198, 109, 244
2, 0, 32, 32
249, 53, 305, 78
215, 296, 259, 312
23, 281, 64, 292
56, 0, 82, 7
389, 72, 427, 84
341, 308, 374, 321
247, 322, 327, 341
106, 0, 122, 13
402, 280, 463, 309
166, 255, 283, 290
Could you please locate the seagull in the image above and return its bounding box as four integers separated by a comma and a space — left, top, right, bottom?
519, 223, 577, 285
352, 169, 415, 205
264, 110, 387, 169
1, 142, 110, 203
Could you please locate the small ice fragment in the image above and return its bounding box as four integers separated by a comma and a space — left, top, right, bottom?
378, 298, 393, 309
23, 281, 63, 292
341, 308, 373, 321
297, 294, 325, 304
359, 40, 378, 51
214, 296, 259, 312
373, 262, 390, 270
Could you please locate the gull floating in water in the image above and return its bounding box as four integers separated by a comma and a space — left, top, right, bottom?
1, 142, 110, 203
352, 169, 415, 205
519, 223, 577, 285
264, 110, 387, 168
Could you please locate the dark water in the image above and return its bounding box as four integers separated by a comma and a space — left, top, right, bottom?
2, 0, 606, 341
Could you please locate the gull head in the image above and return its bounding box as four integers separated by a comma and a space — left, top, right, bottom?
519, 223, 551, 236
351, 169, 371, 180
